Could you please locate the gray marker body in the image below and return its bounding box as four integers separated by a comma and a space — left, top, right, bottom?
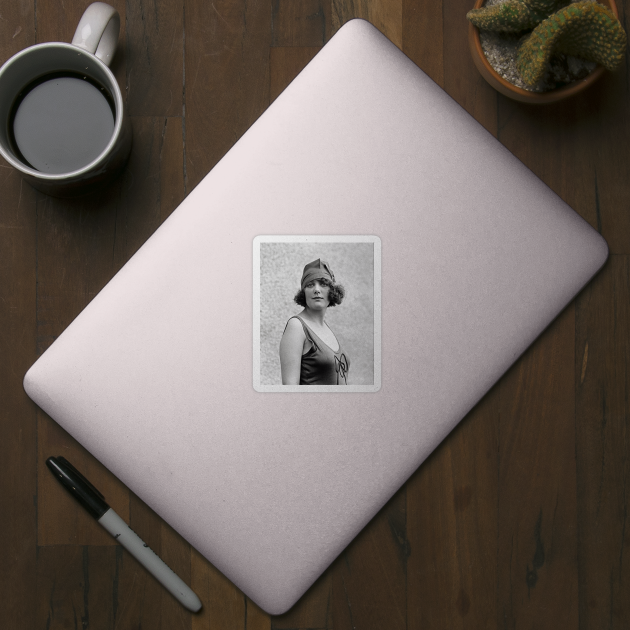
99, 508, 202, 612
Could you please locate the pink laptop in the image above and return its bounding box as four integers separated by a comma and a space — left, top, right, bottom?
24, 19, 607, 614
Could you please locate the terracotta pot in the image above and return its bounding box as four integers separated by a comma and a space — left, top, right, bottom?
468, 0, 619, 103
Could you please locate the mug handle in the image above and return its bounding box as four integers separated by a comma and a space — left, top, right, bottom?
71, 2, 120, 67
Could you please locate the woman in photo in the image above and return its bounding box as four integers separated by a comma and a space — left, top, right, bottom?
279, 259, 350, 385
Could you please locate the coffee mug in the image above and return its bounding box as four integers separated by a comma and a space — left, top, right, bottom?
0, 2, 132, 197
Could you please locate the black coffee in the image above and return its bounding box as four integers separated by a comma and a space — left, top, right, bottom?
10, 73, 115, 174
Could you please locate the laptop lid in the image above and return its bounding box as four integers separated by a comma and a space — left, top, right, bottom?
23, 19, 607, 614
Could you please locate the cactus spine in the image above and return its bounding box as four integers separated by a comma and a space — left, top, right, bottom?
516, 1, 627, 85
467, 0, 568, 33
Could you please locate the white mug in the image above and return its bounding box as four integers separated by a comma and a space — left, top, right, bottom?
0, 2, 132, 197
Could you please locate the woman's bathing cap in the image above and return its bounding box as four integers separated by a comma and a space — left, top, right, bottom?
301, 259, 335, 289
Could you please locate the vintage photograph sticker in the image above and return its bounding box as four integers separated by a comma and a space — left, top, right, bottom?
254, 235, 381, 393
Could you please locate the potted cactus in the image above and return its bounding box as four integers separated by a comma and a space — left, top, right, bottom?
467, 0, 627, 103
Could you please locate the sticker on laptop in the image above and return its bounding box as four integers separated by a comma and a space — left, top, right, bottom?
253, 235, 381, 393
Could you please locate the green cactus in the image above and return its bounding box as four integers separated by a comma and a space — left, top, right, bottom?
516, 1, 627, 85
467, 0, 568, 33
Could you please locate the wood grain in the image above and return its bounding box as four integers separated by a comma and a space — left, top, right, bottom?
443, 0, 498, 132
190, 549, 248, 630
331, 487, 408, 630
0, 5, 39, 629
35, 0, 128, 94
1, 0, 629, 627
583, 72, 630, 254
111, 116, 185, 269
35, 0, 124, 46
270, 47, 322, 103
494, 65, 630, 258
497, 305, 579, 629
125, 0, 184, 117
184, 0, 271, 191
271, 573, 332, 629
576, 256, 630, 629
332, 0, 403, 48
403, 0, 444, 88
271, 0, 332, 46
407, 394, 499, 629
36, 545, 119, 630
113, 495, 193, 629
37, 416, 129, 546
0, 151, 38, 630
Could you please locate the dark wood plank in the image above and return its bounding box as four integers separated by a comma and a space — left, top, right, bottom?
247, 600, 272, 630
37, 415, 129, 546
402, 0, 444, 88
36, 0, 119, 44
577, 0, 630, 254
331, 0, 402, 47
112, 116, 185, 270
270, 47, 321, 103
443, 0, 498, 132
497, 305, 578, 628
496, 97, 598, 224
576, 256, 630, 629
487, 26, 629, 629
36, 545, 119, 630
582, 71, 630, 254
34, 189, 121, 353
108, 494, 192, 629
495, 70, 630, 257
189, 580, 265, 630
0, 133, 38, 630
330, 486, 408, 630
190, 549, 248, 630
158, 518, 196, 629
272, 0, 332, 46
0, 0, 36, 54
126, 0, 184, 117
0, 5, 39, 629
271, 573, 332, 629
159, 117, 187, 220
407, 394, 499, 629
184, 0, 272, 192
36, 0, 128, 93
491, 16, 629, 628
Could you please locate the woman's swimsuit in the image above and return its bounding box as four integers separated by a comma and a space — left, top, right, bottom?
287, 316, 350, 385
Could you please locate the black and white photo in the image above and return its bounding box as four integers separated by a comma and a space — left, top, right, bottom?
253, 236, 381, 392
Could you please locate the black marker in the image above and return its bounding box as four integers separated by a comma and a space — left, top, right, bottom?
46, 456, 202, 612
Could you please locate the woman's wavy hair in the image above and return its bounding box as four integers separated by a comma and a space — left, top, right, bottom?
294, 278, 345, 308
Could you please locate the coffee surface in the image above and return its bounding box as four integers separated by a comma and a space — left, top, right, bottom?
12, 74, 115, 174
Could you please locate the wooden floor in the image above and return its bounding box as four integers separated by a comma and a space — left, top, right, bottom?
1, 0, 629, 628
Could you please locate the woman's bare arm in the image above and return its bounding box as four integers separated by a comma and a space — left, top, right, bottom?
279, 318, 305, 385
